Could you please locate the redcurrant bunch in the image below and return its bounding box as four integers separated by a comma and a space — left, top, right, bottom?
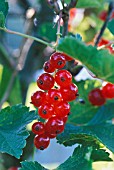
31, 52, 78, 150
88, 82, 114, 106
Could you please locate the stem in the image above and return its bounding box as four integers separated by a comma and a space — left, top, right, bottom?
94, 1, 114, 46
68, 0, 79, 9
62, 17, 69, 37
0, 27, 54, 49
55, 11, 62, 46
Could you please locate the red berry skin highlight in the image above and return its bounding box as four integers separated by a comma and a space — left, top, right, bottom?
46, 89, 63, 105
43, 60, 55, 73
38, 103, 55, 119
50, 52, 66, 69
60, 83, 78, 101
55, 70, 72, 87
54, 101, 70, 118
45, 116, 65, 135
34, 134, 50, 150
102, 83, 114, 99
88, 88, 106, 106
32, 122, 45, 135
31, 91, 46, 107
61, 53, 73, 61
37, 73, 55, 90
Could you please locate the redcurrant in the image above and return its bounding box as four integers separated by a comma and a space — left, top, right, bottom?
38, 103, 55, 119
37, 73, 54, 90
31, 91, 46, 107
45, 116, 65, 135
46, 89, 63, 105
8, 167, 18, 170
88, 88, 106, 106
55, 70, 72, 87
50, 52, 66, 69
61, 53, 73, 61
62, 115, 68, 123
34, 134, 50, 150
32, 122, 45, 135
102, 83, 114, 99
54, 101, 70, 117
43, 60, 55, 73
46, 133, 57, 139
60, 83, 78, 101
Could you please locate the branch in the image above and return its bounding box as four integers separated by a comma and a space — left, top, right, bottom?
68, 0, 79, 9
0, 27, 54, 49
94, 1, 114, 46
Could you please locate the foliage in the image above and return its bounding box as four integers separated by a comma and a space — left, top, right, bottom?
0, 0, 114, 169
0, 104, 37, 158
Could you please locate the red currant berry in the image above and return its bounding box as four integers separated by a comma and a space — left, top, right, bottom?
88, 88, 106, 106
34, 134, 50, 150
32, 122, 45, 135
54, 101, 70, 117
31, 91, 46, 107
46, 133, 57, 139
55, 70, 72, 87
43, 60, 55, 73
8, 167, 18, 170
99, 10, 107, 21
46, 89, 63, 105
60, 83, 78, 101
62, 115, 68, 123
61, 53, 73, 61
45, 116, 65, 135
38, 103, 54, 119
37, 73, 55, 90
50, 52, 66, 69
99, 10, 114, 21
102, 83, 114, 99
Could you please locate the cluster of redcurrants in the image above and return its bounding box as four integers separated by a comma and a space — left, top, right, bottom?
88, 82, 114, 106
31, 52, 78, 150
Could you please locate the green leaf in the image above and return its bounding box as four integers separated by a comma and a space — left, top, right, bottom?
0, 12, 5, 27
0, 104, 37, 158
56, 145, 92, 170
57, 122, 114, 152
91, 149, 112, 162
20, 161, 46, 170
107, 19, 114, 35
0, 0, 9, 27
58, 36, 114, 83
0, 0, 9, 17
68, 80, 101, 124
76, 0, 101, 8
38, 23, 58, 42
64, 0, 100, 8
88, 103, 114, 125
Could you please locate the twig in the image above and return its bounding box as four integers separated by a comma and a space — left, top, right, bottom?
94, 1, 114, 46
55, 11, 62, 46
68, 0, 79, 9
0, 27, 54, 49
